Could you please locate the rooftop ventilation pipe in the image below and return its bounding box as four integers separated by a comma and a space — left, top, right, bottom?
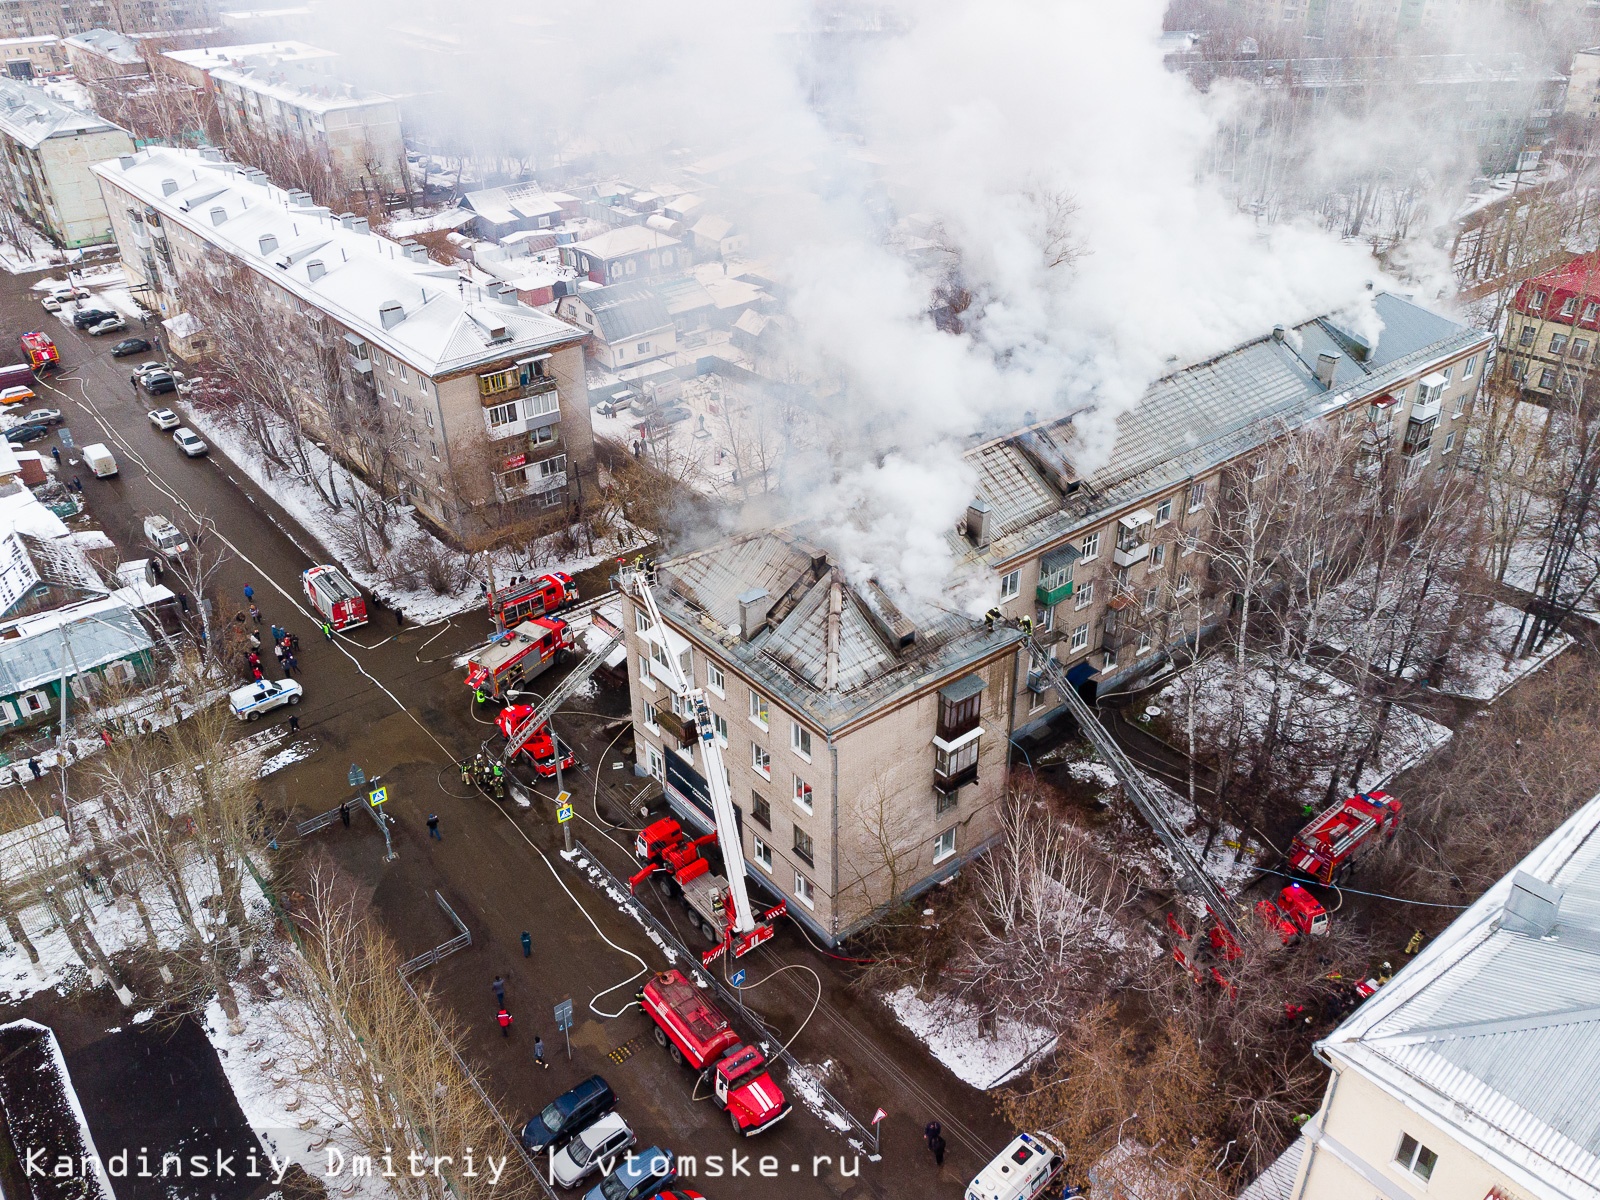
117, 154, 135, 170
209, 206, 226, 226
1501, 871, 1562, 938
338, 212, 356, 229
966, 499, 992, 548
1315, 352, 1341, 389
258, 234, 277, 255
403, 242, 428, 263
378, 300, 405, 329
350, 216, 369, 234
160, 178, 179, 196
860, 581, 917, 651
738, 588, 771, 641
495, 282, 519, 307
306, 259, 325, 282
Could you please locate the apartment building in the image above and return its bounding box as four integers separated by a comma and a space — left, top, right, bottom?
158, 38, 333, 89
0, 0, 216, 37
0, 75, 131, 245
621, 530, 1024, 944
1249, 789, 1600, 1200
0, 34, 62, 77
957, 292, 1490, 738
61, 27, 145, 80
1502, 252, 1600, 400
93, 147, 596, 533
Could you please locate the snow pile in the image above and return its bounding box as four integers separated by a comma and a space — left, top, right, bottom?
785, 1060, 852, 1134
883, 987, 1056, 1091
259, 740, 317, 778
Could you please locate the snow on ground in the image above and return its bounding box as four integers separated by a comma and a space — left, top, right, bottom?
785, 1060, 854, 1135
0, 225, 84, 274
259, 740, 317, 778
1431, 598, 1573, 701
1502, 538, 1600, 627
882, 986, 1056, 1091
178, 404, 645, 624
381, 208, 473, 237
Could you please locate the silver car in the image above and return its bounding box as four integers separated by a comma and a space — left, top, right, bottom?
172, 427, 208, 457
549, 1113, 635, 1190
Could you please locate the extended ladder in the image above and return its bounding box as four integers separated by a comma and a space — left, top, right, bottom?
502, 629, 624, 760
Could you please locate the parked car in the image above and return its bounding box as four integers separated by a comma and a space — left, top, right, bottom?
172, 427, 207, 457
82, 443, 116, 477
132, 361, 165, 378
645, 405, 691, 429
550, 1113, 636, 1190
520, 1076, 617, 1156
141, 371, 176, 395
5, 424, 49, 446
228, 678, 302, 721
51, 287, 88, 303
14, 408, 61, 427
87, 316, 127, 336
111, 337, 150, 358
147, 408, 180, 431
39, 296, 63, 313
143, 514, 189, 559
0, 386, 35, 406
72, 308, 115, 330
581, 1147, 674, 1200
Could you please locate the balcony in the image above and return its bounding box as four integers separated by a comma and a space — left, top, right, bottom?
1027, 668, 1049, 694
934, 762, 978, 794
1410, 373, 1446, 422
1035, 542, 1080, 607
1402, 416, 1438, 459
1036, 578, 1073, 606
1113, 542, 1150, 568
1113, 508, 1156, 567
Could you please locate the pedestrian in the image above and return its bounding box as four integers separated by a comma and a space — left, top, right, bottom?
924, 1121, 941, 1149
177, 592, 189, 614
396, 608, 404, 628
288, 714, 299, 733
290, 633, 300, 652
930, 1133, 946, 1169
321, 621, 333, 641
492, 976, 506, 1007
247, 651, 260, 669
497, 1008, 512, 1038
286, 654, 298, 675
521, 931, 532, 958
50, 445, 60, 464
248, 630, 259, 649
251, 666, 263, 681
427, 813, 440, 840
249, 604, 261, 625
271, 624, 284, 643
339, 800, 350, 828
273, 643, 284, 665
243, 584, 254, 602
533, 1036, 547, 1069
28, 756, 40, 780
70, 476, 81, 492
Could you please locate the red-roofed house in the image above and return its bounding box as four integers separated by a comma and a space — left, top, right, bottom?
1504, 252, 1600, 400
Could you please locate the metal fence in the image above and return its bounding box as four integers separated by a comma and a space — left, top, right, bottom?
399, 891, 473, 977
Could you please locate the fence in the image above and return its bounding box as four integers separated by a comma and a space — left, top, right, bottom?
570, 839, 882, 1154
399, 891, 473, 977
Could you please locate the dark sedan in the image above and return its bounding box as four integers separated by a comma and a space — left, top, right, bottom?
111, 337, 151, 357
71, 309, 116, 330
6, 424, 51, 446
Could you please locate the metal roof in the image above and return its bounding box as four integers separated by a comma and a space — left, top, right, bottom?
0, 599, 152, 697
655, 529, 1022, 732
579, 281, 673, 344
0, 76, 127, 149
1318, 792, 1600, 1199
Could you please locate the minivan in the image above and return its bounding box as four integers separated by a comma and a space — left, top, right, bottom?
520, 1075, 616, 1156
82, 443, 117, 478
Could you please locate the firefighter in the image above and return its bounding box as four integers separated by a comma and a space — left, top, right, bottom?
474, 684, 489, 705
460, 758, 472, 785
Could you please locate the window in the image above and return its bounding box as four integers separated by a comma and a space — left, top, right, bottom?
1075, 578, 1095, 609
751, 791, 770, 828
1187, 480, 1207, 511
1532, 288, 1548, 310
1587, 302, 1600, 322
933, 828, 956, 863
529, 425, 557, 447
1181, 532, 1199, 556
938, 685, 982, 739
1069, 623, 1089, 651
536, 454, 567, 479
1453, 391, 1469, 418
748, 691, 769, 728
791, 722, 812, 760
1576, 339, 1591, 361
1394, 1135, 1437, 1182
1176, 571, 1193, 594
644, 744, 665, 782
752, 835, 772, 871
712, 713, 728, 745
936, 789, 958, 815
792, 826, 814, 866
1150, 542, 1166, 570
1142, 587, 1158, 614
1154, 497, 1172, 525
751, 743, 770, 777
487, 399, 519, 429
999, 569, 1021, 601
794, 873, 815, 908
642, 694, 660, 732
1440, 366, 1452, 384
934, 738, 979, 781
1540, 368, 1558, 389
636, 341, 650, 354
1103, 645, 1118, 669
1562, 296, 1579, 317
793, 775, 813, 812
1551, 333, 1569, 354
1080, 531, 1100, 560
706, 662, 725, 695
635, 609, 650, 634
1463, 354, 1477, 377
1138, 629, 1153, 653
1519, 325, 1537, 347
1442, 430, 1455, 454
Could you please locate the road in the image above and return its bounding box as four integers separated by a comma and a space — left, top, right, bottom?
2, 267, 1013, 1200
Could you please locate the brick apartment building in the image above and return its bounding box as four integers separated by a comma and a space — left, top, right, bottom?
1502, 252, 1600, 401
93, 146, 596, 534
0, 74, 132, 246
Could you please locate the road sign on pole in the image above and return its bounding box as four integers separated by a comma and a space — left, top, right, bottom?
729, 969, 746, 987
556, 788, 573, 851
871, 1107, 886, 1154
554, 998, 574, 1060
368, 786, 388, 807
348, 763, 366, 789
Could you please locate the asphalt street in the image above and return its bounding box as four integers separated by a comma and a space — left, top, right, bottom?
1, 266, 1015, 1200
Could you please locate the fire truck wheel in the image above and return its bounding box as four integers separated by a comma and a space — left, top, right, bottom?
653, 1026, 668, 1049
729, 1111, 742, 1136
700, 918, 718, 943
668, 1041, 684, 1067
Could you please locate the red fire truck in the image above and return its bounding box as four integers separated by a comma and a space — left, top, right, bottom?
494, 703, 575, 777
638, 970, 790, 1137
464, 618, 573, 700
1288, 790, 1403, 885
20, 332, 58, 373
1254, 883, 1329, 943
631, 816, 787, 964
487, 572, 577, 627
301, 565, 368, 630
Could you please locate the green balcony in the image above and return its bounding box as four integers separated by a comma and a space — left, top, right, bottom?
1036, 579, 1073, 606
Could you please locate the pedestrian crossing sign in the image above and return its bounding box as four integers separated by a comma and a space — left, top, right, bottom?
368, 786, 388, 807
556, 802, 573, 823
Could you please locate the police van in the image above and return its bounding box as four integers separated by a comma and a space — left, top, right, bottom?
966, 1131, 1069, 1200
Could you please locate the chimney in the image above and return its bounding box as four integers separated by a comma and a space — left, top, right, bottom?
117, 154, 135, 169
160, 178, 179, 196
494, 282, 519, 307
737, 588, 771, 641
1272, 324, 1286, 342
306, 258, 326, 282
199, 146, 221, 162
965, 499, 992, 548
208, 205, 226, 225
1501, 871, 1562, 938
258, 233, 277, 255
350, 216, 369, 234
378, 299, 405, 329
402, 242, 428, 263
338, 211, 356, 228
1315, 352, 1341, 389
860, 581, 917, 651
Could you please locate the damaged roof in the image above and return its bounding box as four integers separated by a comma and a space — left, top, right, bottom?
575, 281, 672, 344
655, 529, 1021, 732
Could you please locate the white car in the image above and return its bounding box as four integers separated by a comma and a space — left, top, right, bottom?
142, 514, 189, 559
88, 316, 127, 335
550, 1113, 635, 1190
40, 296, 63, 313
228, 678, 302, 721
147, 408, 180, 431
172, 427, 208, 457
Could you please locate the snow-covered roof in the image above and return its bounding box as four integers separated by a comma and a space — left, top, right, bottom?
0, 76, 127, 149
209, 59, 388, 114
691, 214, 737, 242
62, 28, 143, 66
570, 225, 680, 261
462, 182, 567, 226
1316, 790, 1600, 1200
95, 148, 584, 377
573, 282, 672, 344
161, 40, 336, 71
0, 597, 153, 697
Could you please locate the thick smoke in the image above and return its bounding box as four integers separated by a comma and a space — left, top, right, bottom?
330, 0, 1392, 604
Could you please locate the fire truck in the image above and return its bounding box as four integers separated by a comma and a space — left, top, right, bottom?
1287, 790, 1402, 885
1255, 882, 1329, 943
463, 617, 574, 700
495, 703, 576, 777
301, 564, 368, 631
630, 817, 786, 964
20, 332, 58, 373
487, 572, 577, 627
638, 970, 791, 1137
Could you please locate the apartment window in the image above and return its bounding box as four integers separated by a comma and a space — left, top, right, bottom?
486, 399, 519, 429
1138, 629, 1153, 653
636, 341, 650, 353
936, 789, 958, 816
1440, 366, 1452, 384
1540, 368, 1558, 389
529, 425, 557, 447
748, 691, 769, 728
1150, 542, 1166, 570
20, 690, 48, 715
1075, 578, 1095, 609
1463, 354, 1477, 377
791, 722, 812, 760
635, 609, 650, 634
1103, 645, 1118, 669
638, 650, 655, 692
536, 454, 567, 480
793, 775, 813, 812
1394, 1135, 1437, 1183
1186, 480, 1207, 512
706, 662, 725, 695
644, 744, 665, 782
1531, 288, 1547, 310
751, 791, 771, 828
1037, 604, 1054, 631
1576, 339, 1591, 361
1142, 587, 1158, 614
1442, 430, 1455, 454
1512, 359, 1527, 380
794, 873, 815, 909
1181, 532, 1199, 556
792, 826, 814, 866
1453, 391, 1469, 418
712, 713, 728, 745
999, 569, 1021, 601
1519, 325, 1537, 347
1154, 497, 1172, 525
751, 743, 770, 777
1550, 332, 1569, 354
1562, 297, 1579, 317
1080, 531, 1100, 560
1586, 302, 1600, 322
1069, 623, 1089, 651
752, 835, 772, 871
938, 682, 983, 740
933, 828, 956, 864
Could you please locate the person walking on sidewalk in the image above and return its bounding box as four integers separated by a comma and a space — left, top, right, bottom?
497, 1008, 512, 1038
492, 976, 506, 1008
339, 800, 350, 828
243, 584, 254, 603
249, 603, 261, 625
427, 813, 441, 840
924, 1121, 941, 1150
930, 1132, 946, 1169
533, 1036, 547, 1069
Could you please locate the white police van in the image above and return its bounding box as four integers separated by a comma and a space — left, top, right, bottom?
966, 1131, 1069, 1200
228, 678, 302, 721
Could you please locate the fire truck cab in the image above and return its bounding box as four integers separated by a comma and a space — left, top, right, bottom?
630, 816, 785, 963
1289, 790, 1402, 885
494, 703, 576, 776
1254, 884, 1329, 943
465, 618, 572, 700
20, 332, 58, 372
489, 572, 576, 627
